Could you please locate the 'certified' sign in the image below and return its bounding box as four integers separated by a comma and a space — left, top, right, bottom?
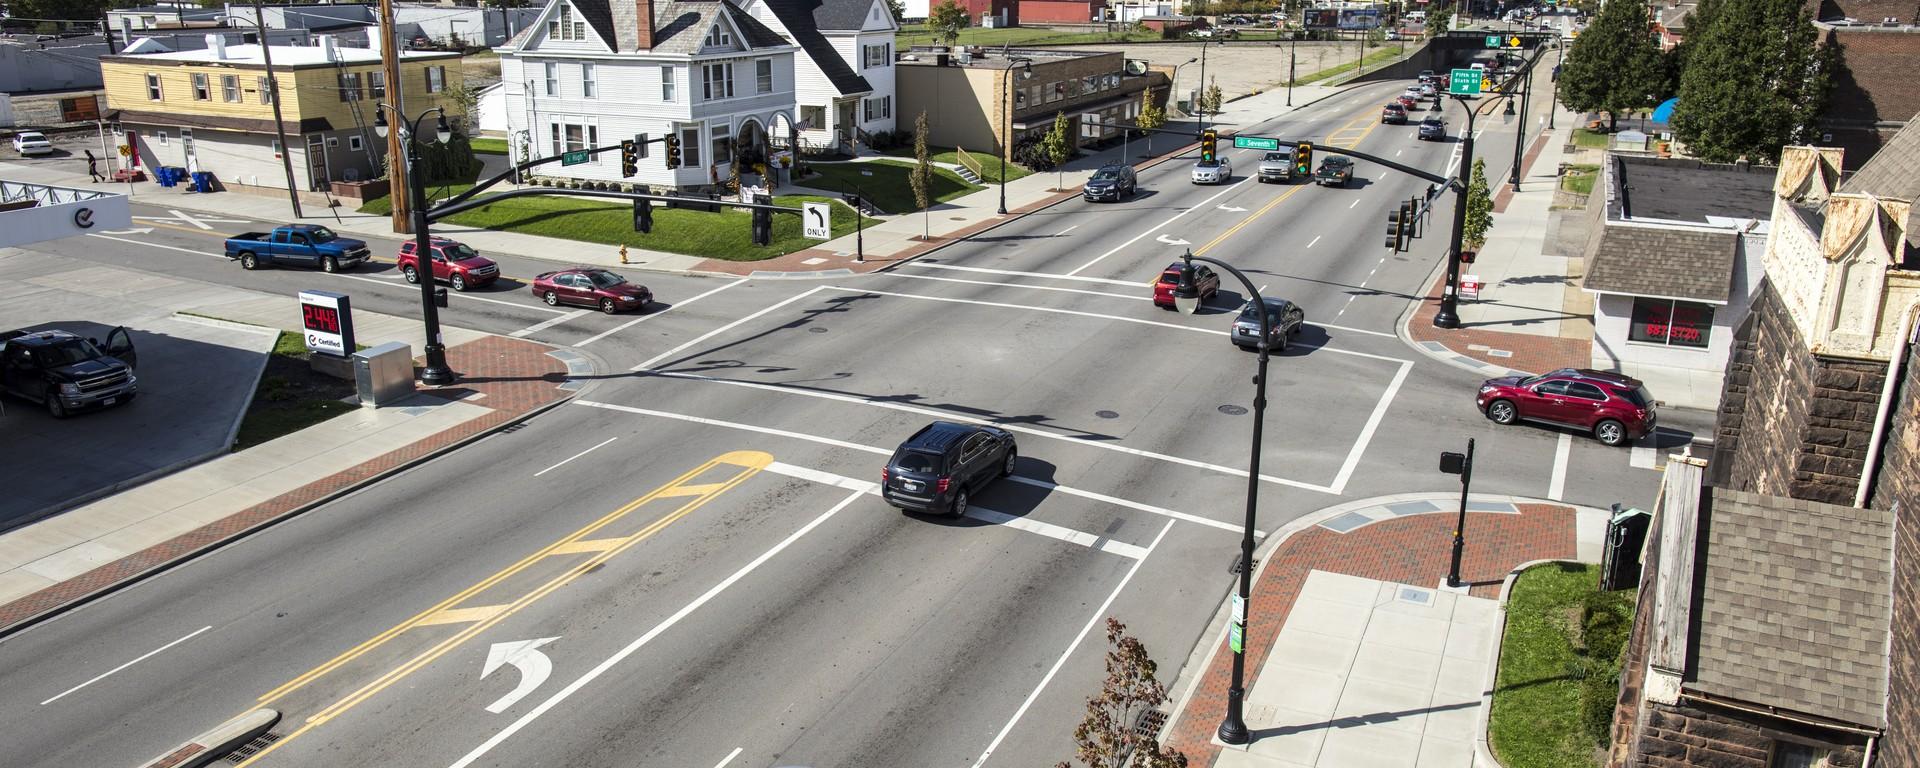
298, 290, 356, 358
73, 207, 94, 229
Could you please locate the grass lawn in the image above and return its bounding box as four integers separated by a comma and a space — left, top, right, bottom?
1560, 163, 1599, 196
232, 332, 358, 451
801, 159, 982, 214
469, 138, 509, 155
1295, 46, 1408, 85
361, 187, 859, 260
1488, 562, 1636, 768
1571, 128, 1611, 149
879, 145, 1032, 183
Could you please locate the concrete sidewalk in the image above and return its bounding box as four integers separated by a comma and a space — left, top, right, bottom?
1163, 493, 1608, 768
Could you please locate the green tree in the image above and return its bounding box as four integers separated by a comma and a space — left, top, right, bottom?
1670, 0, 1828, 162
1463, 158, 1493, 251
1054, 618, 1189, 768
886, 0, 905, 22
8, 0, 107, 24
1135, 88, 1166, 157
1557, 0, 1666, 132
929, 0, 969, 46
911, 111, 932, 239
1042, 111, 1073, 190
1199, 77, 1224, 117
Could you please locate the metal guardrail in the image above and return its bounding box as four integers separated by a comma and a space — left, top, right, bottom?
0, 180, 118, 207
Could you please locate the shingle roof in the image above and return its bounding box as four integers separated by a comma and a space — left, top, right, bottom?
757, 0, 874, 94
649, 0, 791, 54
566, 0, 621, 50
1690, 489, 1892, 728
1838, 113, 1920, 262
1607, 154, 1777, 224
1582, 223, 1739, 302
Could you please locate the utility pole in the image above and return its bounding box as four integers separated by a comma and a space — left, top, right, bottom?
255, 1, 303, 219
379, 0, 411, 234
1433, 96, 1475, 329
1509, 47, 1532, 191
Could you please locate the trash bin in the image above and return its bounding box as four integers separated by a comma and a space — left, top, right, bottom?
191, 171, 213, 193
155, 167, 173, 187
352, 341, 415, 407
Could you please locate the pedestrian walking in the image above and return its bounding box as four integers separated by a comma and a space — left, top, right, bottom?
85, 150, 105, 183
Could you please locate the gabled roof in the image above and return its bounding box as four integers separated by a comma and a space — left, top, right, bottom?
650, 1, 790, 54
562, 0, 621, 50
755, 0, 874, 94
1838, 112, 1920, 262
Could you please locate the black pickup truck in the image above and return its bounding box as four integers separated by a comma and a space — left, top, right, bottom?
0, 328, 138, 417
1314, 157, 1355, 187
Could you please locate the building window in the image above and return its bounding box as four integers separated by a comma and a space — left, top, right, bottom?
349, 135, 364, 151
221, 74, 240, 102
1769, 743, 1830, 768
581, 62, 596, 98
549, 120, 597, 159
863, 42, 891, 68
156, 131, 168, 146
801, 104, 825, 129
680, 126, 701, 167
548, 3, 585, 40
271, 139, 282, 156
368, 71, 386, 100
257, 75, 274, 104
704, 24, 731, 47
192, 73, 210, 100
661, 66, 676, 101
863, 95, 890, 121
426, 65, 445, 94
146, 73, 162, 100
710, 123, 731, 164
1628, 298, 1714, 349
338, 72, 361, 101
545, 62, 559, 96
702, 62, 733, 100
756, 59, 772, 93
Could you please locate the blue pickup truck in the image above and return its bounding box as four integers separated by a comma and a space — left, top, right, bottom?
225, 224, 372, 273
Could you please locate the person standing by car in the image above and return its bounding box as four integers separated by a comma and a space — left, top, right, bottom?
84, 150, 104, 183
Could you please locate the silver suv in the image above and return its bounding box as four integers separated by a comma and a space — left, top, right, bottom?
1257, 152, 1294, 184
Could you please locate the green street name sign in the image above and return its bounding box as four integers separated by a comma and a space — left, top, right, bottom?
561, 149, 591, 166
1229, 622, 1244, 653
1232, 135, 1281, 151
1485, 34, 1501, 47
1449, 68, 1484, 95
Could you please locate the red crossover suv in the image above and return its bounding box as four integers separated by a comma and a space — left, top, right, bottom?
396, 238, 499, 292
1153, 262, 1221, 310
529, 268, 652, 314
1476, 368, 1656, 446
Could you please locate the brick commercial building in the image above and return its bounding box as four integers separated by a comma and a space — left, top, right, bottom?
1018, 0, 1107, 23
894, 47, 1167, 162
1811, 0, 1920, 169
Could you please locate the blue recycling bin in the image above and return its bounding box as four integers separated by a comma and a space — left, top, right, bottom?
191, 171, 213, 193
154, 167, 172, 187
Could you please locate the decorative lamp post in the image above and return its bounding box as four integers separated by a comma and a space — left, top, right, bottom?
998, 56, 1033, 216
374, 106, 458, 386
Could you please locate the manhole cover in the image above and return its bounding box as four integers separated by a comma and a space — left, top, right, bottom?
1218, 404, 1248, 415
1095, 410, 1119, 419
809, 327, 828, 333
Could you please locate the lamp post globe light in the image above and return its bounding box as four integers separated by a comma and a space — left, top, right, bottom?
998, 56, 1033, 216
373, 105, 458, 386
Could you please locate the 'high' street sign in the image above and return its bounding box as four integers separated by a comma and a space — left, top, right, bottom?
561, 150, 591, 166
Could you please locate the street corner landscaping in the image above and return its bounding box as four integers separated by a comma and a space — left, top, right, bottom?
799, 159, 984, 215
1560, 163, 1600, 196
881, 145, 1032, 185
1488, 562, 1636, 768
233, 331, 359, 451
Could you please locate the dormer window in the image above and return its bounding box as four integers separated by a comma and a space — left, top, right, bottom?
548, 4, 586, 41
705, 24, 731, 47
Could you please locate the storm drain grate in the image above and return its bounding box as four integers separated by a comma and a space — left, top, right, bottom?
1133, 709, 1170, 743
498, 422, 529, 434
223, 732, 282, 763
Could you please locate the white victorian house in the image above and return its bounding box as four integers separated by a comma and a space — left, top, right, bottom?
741, 0, 897, 154
499, 0, 799, 189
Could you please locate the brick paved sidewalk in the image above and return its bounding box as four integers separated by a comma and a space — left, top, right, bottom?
1404, 270, 1593, 376
0, 335, 573, 635
1162, 498, 1584, 767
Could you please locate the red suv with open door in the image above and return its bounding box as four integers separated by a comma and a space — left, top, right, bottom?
1475, 368, 1656, 446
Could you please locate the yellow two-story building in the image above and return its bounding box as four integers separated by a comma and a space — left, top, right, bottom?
101, 36, 465, 194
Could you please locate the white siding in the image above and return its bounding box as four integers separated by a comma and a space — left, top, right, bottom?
850, 31, 894, 134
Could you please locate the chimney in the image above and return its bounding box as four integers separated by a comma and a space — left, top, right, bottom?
206, 33, 227, 58
636, 0, 654, 50
319, 34, 337, 60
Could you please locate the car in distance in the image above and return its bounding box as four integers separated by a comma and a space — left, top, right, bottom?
881, 421, 1018, 517
1083, 164, 1137, 202
1229, 298, 1306, 351
530, 267, 652, 314
1395, 94, 1419, 110
1313, 156, 1354, 187
1153, 261, 1221, 309
1419, 83, 1436, 98
0, 328, 137, 417
225, 224, 371, 272
1257, 151, 1294, 183
1191, 157, 1233, 184
1476, 368, 1657, 446
11, 131, 53, 156
1417, 116, 1448, 141
397, 237, 500, 292
1381, 103, 1409, 124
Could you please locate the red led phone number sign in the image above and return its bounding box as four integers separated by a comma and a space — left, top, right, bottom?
1641, 322, 1701, 343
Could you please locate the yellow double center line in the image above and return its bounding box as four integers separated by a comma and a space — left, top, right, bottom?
1195, 109, 1383, 257
234, 449, 772, 766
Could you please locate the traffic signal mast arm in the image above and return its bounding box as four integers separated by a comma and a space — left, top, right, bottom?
438, 135, 673, 212
1079, 118, 1454, 188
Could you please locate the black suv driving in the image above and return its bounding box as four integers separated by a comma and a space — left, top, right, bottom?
881, 421, 1019, 517
1083, 164, 1137, 202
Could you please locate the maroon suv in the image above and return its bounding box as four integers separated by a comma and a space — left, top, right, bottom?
1476, 368, 1656, 446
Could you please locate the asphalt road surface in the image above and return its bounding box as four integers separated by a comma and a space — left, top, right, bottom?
0, 67, 1677, 768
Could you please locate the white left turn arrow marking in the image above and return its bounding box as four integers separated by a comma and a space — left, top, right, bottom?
482, 637, 560, 714
1217, 205, 1247, 212
1155, 234, 1191, 246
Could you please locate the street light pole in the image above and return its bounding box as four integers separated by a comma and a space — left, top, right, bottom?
1547, 42, 1561, 130
1196, 41, 1211, 133
376, 106, 456, 386
1509, 50, 1532, 191
1443, 438, 1476, 588
997, 56, 1031, 216
1286, 34, 1298, 106
1433, 96, 1477, 329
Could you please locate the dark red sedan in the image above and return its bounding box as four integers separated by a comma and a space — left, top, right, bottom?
529, 267, 652, 314
1476, 368, 1656, 446
1153, 261, 1221, 310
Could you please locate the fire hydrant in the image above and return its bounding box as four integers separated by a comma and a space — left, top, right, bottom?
619, 244, 630, 264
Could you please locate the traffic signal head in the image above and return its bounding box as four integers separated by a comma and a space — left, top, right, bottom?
1395, 201, 1414, 251
1200, 129, 1217, 164
1386, 210, 1403, 250
633, 198, 653, 233
664, 135, 682, 170
1292, 142, 1313, 177
620, 139, 638, 178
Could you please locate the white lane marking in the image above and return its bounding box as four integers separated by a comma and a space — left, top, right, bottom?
904, 262, 1143, 287
1396, 149, 1403, 157
86, 234, 226, 258
41, 626, 212, 706
1327, 360, 1412, 495
1630, 443, 1658, 470
884, 272, 1147, 302
1056, 225, 1079, 236
328, 273, 571, 315
968, 519, 1176, 768
576, 278, 747, 348
1349, 199, 1359, 209
533, 437, 618, 477
1549, 433, 1572, 500
632, 285, 827, 371
578, 402, 1253, 535
448, 489, 867, 768
1067, 182, 1245, 276
763, 461, 1148, 559
648, 369, 1336, 494
509, 309, 590, 338
711, 748, 744, 768
1307, 235, 1322, 248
